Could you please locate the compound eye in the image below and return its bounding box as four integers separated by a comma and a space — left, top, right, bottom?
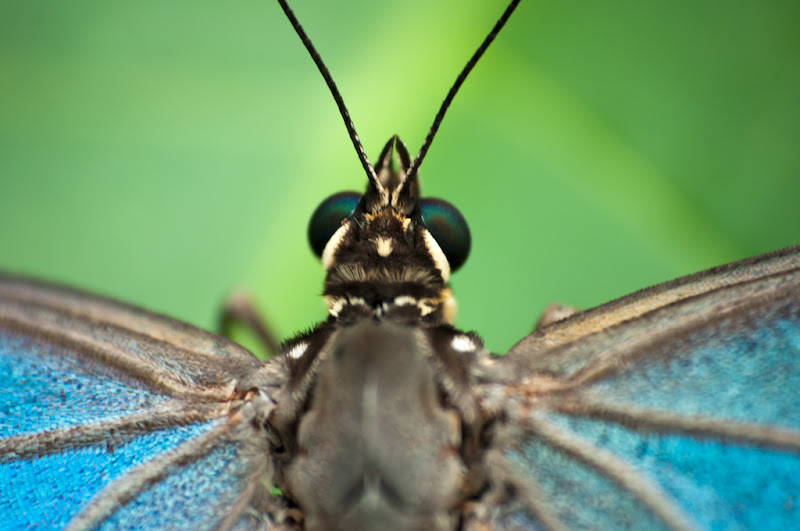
420, 198, 471, 272
308, 192, 360, 258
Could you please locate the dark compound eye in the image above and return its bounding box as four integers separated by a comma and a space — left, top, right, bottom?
420, 198, 471, 272
308, 192, 360, 258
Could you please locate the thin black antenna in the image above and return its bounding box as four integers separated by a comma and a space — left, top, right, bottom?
278, 0, 379, 187
407, 0, 521, 181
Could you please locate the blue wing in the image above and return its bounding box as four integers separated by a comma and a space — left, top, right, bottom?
0, 276, 278, 530
481, 246, 800, 530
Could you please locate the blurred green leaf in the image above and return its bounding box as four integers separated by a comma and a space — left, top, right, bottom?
1, 0, 798, 353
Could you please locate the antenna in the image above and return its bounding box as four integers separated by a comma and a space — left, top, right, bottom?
407, 0, 521, 181
277, 0, 379, 188
279, 0, 521, 186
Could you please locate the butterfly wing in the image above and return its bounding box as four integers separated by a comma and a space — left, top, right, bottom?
480, 246, 800, 530
0, 275, 279, 530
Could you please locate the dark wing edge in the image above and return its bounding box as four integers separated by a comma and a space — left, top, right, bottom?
505, 244, 800, 371
0, 273, 261, 384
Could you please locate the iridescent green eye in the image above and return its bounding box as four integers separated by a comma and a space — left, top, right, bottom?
420, 198, 471, 271
308, 192, 360, 258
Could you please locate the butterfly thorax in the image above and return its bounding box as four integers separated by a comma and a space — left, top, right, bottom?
269, 137, 484, 529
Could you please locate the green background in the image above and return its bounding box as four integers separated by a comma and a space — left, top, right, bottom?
1, 0, 798, 355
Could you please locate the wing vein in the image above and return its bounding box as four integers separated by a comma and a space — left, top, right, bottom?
0, 403, 225, 462
554, 397, 800, 452
64, 409, 251, 531
484, 448, 568, 531
522, 414, 696, 531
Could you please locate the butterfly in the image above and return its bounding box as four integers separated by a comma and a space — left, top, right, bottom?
2, 0, 799, 529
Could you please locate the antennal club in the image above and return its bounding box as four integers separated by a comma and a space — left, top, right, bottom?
277, 0, 379, 187
407, 0, 522, 181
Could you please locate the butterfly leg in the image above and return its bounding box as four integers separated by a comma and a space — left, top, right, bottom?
534, 303, 578, 329
219, 290, 281, 356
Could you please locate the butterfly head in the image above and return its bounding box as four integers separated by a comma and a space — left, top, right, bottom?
307, 136, 470, 324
